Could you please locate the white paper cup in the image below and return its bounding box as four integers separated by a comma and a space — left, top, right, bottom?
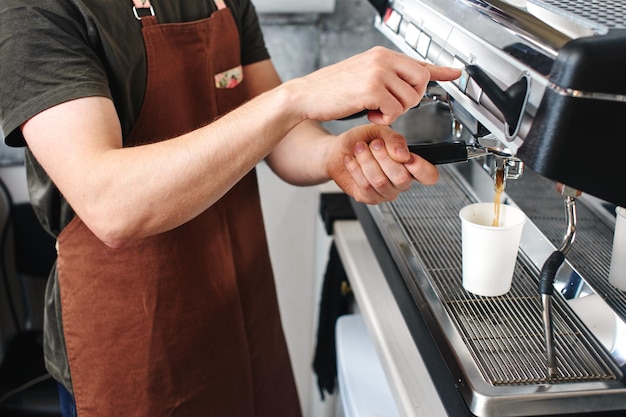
608, 207, 626, 291
459, 202, 527, 297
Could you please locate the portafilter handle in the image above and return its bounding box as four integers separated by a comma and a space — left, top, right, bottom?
408, 141, 471, 165
408, 141, 524, 168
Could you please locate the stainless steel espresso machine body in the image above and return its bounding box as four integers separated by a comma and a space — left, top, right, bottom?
352, 0, 626, 415
374, 0, 626, 206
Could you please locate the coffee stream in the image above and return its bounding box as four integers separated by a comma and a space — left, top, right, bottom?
492, 168, 505, 227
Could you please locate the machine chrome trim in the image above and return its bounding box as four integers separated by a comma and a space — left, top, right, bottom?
548, 83, 626, 103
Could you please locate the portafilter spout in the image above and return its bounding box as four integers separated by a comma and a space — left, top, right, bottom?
539, 184, 580, 377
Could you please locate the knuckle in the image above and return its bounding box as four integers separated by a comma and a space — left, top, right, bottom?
372, 177, 389, 190
369, 46, 387, 58
359, 181, 375, 195
395, 172, 413, 188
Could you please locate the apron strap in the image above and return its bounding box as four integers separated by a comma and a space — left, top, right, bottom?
132, 1, 227, 20
132, 0, 155, 20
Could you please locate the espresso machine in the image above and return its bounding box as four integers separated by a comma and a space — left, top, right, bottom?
344, 0, 626, 415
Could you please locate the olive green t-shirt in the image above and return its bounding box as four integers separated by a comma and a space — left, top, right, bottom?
0, 0, 269, 392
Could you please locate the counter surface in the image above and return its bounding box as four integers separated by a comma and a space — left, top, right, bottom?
334, 219, 453, 417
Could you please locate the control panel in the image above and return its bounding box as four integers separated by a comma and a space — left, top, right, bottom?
377, 0, 552, 153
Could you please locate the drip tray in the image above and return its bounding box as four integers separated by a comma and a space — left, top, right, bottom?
367, 164, 626, 416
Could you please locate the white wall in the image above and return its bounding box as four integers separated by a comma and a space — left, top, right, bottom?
256, 163, 333, 417
253, 0, 336, 14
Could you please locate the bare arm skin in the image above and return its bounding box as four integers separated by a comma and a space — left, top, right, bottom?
21, 47, 460, 247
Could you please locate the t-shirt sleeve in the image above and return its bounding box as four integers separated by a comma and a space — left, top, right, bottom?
0, 2, 111, 147
231, 0, 270, 66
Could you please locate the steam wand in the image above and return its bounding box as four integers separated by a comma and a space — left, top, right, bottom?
539, 184, 579, 377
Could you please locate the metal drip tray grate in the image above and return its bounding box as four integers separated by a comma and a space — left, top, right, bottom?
527, 0, 626, 34
384, 166, 617, 386
504, 169, 626, 322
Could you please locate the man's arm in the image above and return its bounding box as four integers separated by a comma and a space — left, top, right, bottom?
22, 47, 460, 247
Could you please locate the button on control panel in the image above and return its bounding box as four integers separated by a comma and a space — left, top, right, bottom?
378, 2, 535, 145
384, 9, 402, 33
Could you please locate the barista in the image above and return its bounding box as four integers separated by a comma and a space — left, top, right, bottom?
0, 0, 461, 416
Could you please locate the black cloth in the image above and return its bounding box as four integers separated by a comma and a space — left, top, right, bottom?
319, 192, 357, 235
313, 193, 357, 399
313, 241, 354, 400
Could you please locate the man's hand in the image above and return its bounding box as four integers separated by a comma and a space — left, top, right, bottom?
283, 46, 462, 125
327, 124, 438, 204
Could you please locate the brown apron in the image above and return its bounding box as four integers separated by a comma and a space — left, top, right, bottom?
56, 2, 302, 416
